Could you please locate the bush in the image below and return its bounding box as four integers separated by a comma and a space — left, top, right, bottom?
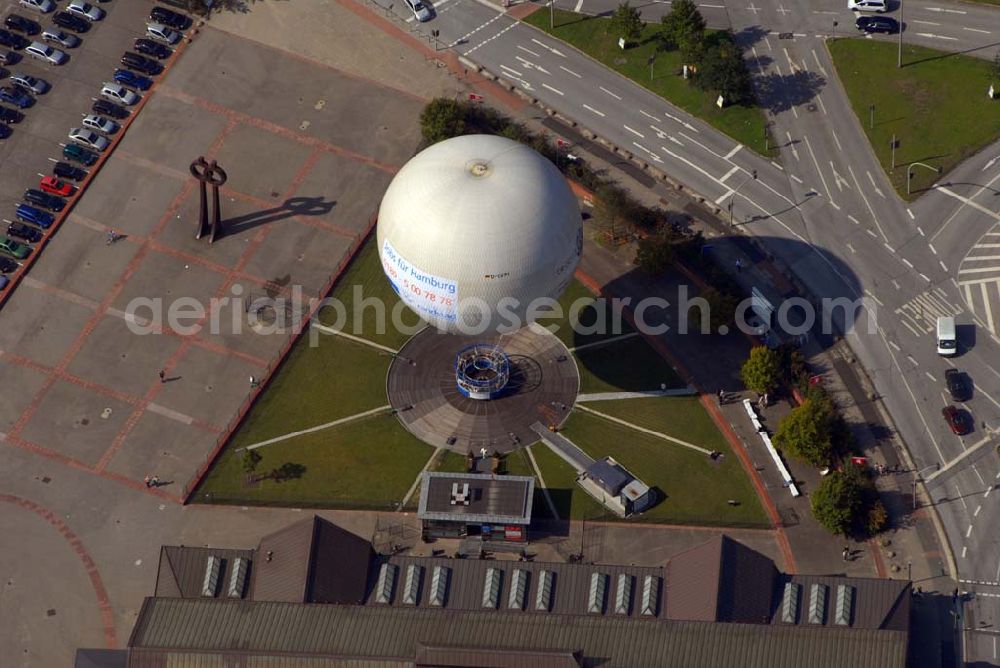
740, 346, 781, 394
611, 1, 644, 44
811, 465, 884, 538
241, 449, 262, 473
419, 98, 467, 144
772, 398, 834, 467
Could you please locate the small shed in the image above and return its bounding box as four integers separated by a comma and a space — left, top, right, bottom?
417, 472, 535, 541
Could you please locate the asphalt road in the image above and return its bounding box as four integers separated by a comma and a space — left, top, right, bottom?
394, 0, 1000, 662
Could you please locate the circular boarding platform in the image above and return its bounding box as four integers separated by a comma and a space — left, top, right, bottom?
386, 324, 579, 453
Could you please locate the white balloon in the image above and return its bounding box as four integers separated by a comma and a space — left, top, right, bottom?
378, 135, 582, 334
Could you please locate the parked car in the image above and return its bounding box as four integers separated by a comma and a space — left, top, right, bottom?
10, 72, 47, 94
149, 6, 189, 30
848, 0, 887, 11
945, 369, 970, 402
66, 1, 104, 21
53, 161, 86, 181
68, 126, 109, 151
15, 202, 55, 226
942, 405, 972, 435
0, 235, 31, 259
0, 106, 23, 123
133, 37, 170, 59
92, 97, 128, 119
0, 48, 18, 65
856, 15, 898, 33
113, 68, 152, 91
7, 220, 41, 243
62, 141, 97, 166
100, 82, 139, 105
0, 28, 29, 50
0, 85, 33, 108
39, 175, 74, 196
403, 0, 432, 22
145, 23, 180, 45
25, 41, 67, 64
52, 10, 90, 32
24, 187, 65, 211
5, 14, 40, 35
81, 113, 117, 134
120, 51, 161, 75
41, 27, 79, 48
0, 256, 18, 273
18, 0, 55, 14
0, 122, 10, 139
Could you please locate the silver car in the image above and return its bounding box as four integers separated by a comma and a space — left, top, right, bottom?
68, 127, 109, 151
404, 0, 432, 22
10, 73, 48, 94
146, 23, 180, 45
81, 113, 118, 135
100, 82, 139, 106
18, 0, 55, 13
66, 0, 104, 21
25, 41, 67, 65
41, 27, 80, 48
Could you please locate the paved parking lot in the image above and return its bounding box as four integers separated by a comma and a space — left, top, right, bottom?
0, 14, 425, 493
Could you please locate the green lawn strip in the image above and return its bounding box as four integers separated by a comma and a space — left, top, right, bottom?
528, 443, 606, 520
539, 279, 636, 349
829, 39, 1000, 200
197, 414, 433, 508
222, 336, 391, 448
315, 239, 421, 351
574, 335, 685, 393
523, 9, 774, 155
558, 400, 768, 526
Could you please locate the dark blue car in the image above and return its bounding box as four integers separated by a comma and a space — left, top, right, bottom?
112, 68, 152, 91
15, 203, 54, 228
0, 85, 33, 109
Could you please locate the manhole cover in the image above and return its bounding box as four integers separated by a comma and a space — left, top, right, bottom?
100, 408, 112, 420
299, 120, 311, 131
314, 99, 326, 110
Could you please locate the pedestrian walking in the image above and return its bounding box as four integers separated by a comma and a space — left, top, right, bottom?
106, 229, 116, 246
150, 476, 159, 487
249, 375, 258, 388
842, 546, 850, 562
144, 475, 152, 488
158, 369, 165, 383
718, 389, 725, 405
735, 259, 743, 273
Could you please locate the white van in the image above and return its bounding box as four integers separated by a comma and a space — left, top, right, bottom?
937, 316, 957, 356
849, 0, 887, 12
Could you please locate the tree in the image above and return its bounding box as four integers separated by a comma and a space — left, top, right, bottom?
420, 98, 467, 144
699, 288, 737, 332
772, 398, 834, 467
696, 39, 752, 105
740, 345, 781, 394
635, 234, 675, 275
811, 467, 866, 537
658, 0, 706, 62
241, 449, 262, 473
173, 0, 263, 14
611, 2, 644, 45
594, 184, 632, 242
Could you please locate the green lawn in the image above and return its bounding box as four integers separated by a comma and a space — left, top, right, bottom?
575, 335, 685, 393
195, 414, 433, 508
523, 9, 774, 155
555, 403, 768, 526
529, 442, 606, 520
829, 39, 1000, 199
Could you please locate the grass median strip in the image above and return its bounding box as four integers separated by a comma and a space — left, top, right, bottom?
522, 9, 773, 155
829, 38, 1000, 200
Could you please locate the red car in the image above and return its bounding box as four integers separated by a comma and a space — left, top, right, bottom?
942, 405, 971, 435
39, 175, 74, 197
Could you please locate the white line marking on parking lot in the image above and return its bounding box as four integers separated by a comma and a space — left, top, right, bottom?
582, 104, 605, 117
961, 546, 967, 558
925, 371, 936, 381
902, 258, 914, 268
559, 65, 581, 78
542, 83, 563, 95
940, 260, 949, 272
790, 174, 803, 184
907, 355, 919, 366
929, 243, 938, 255
848, 215, 861, 225
975, 504, 983, 517
600, 86, 622, 100
883, 242, 895, 253
866, 229, 878, 238
967, 525, 974, 538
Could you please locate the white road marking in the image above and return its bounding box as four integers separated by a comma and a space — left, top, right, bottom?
715, 189, 735, 205
866, 170, 885, 198
500, 64, 523, 77
600, 86, 622, 100
811, 49, 828, 77
830, 162, 851, 192
982, 283, 996, 333
967, 525, 973, 538
975, 504, 982, 517
724, 144, 743, 160
929, 243, 938, 255
542, 83, 563, 95
983, 157, 998, 171
866, 229, 878, 238
720, 165, 741, 183
516, 44, 540, 57
918, 227, 925, 236
790, 174, 803, 184
531, 38, 566, 57
907, 208, 915, 220
632, 142, 663, 163
574, 0, 584, 10
962, 546, 967, 559
888, 340, 900, 351
849, 164, 886, 241
639, 109, 659, 121
927, 7, 967, 14
912, 19, 940, 25
963, 27, 991, 34
559, 65, 582, 78
848, 215, 861, 225
623, 125, 644, 138
940, 260, 949, 272
920, 272, 931, 282
582, 104, 605, 117
907, 355, 919, 366
847, 243, 856, 254
804, 135, 835, 207
915, 32, 959, 41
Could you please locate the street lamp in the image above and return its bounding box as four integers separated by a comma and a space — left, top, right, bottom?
912, 462, 940, 510
729, 169, 758, 227
907, 162, 942, 195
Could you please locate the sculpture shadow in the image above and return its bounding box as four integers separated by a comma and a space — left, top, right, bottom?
224, 195, 336, 236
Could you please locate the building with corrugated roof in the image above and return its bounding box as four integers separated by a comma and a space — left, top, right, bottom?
76, 516, 912, 668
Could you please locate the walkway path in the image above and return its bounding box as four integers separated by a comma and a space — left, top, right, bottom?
576, 404, 714, 456
310, 323, 399, 354
577, 388, 696, 401
244, 405, 391, 451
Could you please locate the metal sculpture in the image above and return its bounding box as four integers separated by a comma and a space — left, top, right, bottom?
189, 156, 228, 243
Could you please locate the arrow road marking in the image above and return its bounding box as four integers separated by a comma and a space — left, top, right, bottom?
867, 170, 885, 198
830, 161, 852, 192
786, 131, 799, 160
531, 38, 566, 57
983, 157, 998, 172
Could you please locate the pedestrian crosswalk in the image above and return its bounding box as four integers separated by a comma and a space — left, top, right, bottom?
894, 288, 964, 338
958, 226, 1000, 335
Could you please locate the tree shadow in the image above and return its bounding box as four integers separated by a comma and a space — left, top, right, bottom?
224, 195, 336, 236
732, 24, 770, 49
753, 70, 827, 114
